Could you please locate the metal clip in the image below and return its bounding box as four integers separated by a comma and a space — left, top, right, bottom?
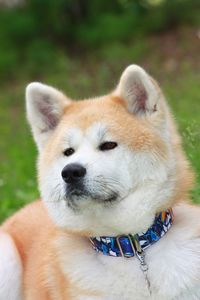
135, 249, 152, 295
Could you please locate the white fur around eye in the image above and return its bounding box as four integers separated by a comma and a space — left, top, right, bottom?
64, 128, 83, 149
86, 123, 107, 146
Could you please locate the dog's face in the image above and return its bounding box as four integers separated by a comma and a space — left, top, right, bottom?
26, 65, 192, 236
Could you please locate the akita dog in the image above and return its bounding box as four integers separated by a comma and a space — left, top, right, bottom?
0, 65, 199, 300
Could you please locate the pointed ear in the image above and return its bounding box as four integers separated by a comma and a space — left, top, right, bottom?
115, 65, 160, 115
26, 82, 71, 150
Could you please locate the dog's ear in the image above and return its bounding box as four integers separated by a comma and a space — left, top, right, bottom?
26, 82, 71, 150
115, 65, 160, 116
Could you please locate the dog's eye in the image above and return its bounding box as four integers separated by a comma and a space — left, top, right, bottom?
63, 148, 75, 156
99, 142, 118, 151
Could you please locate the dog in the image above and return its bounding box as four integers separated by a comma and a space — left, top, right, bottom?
0, 65, 200, 300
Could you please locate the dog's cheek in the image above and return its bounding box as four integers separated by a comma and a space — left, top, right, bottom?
38, 157, 66, 203
96, 148, 136, 196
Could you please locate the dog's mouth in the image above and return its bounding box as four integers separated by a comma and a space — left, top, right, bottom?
65, 186, 119, 209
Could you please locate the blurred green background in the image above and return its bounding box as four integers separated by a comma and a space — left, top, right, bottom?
0, 0, 199, 222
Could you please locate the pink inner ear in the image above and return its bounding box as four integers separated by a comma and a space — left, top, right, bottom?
133, 82, 147, 112
39, 98, 58, 131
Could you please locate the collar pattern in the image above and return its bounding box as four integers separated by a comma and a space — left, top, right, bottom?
90, 209, 173, 258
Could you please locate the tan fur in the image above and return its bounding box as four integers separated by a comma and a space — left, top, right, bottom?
2, 201, 99, 299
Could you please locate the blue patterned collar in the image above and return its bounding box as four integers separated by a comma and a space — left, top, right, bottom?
90, 209, 173, 258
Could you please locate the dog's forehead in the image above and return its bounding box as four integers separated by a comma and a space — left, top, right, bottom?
62, 96, 123, 126
60, 96, 122, 136
65, 123, 108, 146
51, 95, 165, 154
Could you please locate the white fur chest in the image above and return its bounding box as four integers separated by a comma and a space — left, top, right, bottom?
57, 235, 151, 300
57, 204, 200, 300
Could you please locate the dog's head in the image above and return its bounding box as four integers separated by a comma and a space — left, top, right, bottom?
26, 65, 194, 236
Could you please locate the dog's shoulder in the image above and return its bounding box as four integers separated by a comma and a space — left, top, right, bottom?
2, 201, 55, 259
173, 202, 200, 236
1, 201, 71, 299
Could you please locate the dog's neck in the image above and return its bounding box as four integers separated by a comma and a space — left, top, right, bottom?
89, 209, 173, 258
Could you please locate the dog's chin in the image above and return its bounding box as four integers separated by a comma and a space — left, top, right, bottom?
66, 191, 119, 210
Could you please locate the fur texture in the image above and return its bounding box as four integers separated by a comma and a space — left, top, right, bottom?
0, 65, 198, 300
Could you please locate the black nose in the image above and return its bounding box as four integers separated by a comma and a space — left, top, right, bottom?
61, 163, 86, 184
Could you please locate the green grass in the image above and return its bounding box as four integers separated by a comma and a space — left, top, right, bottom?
0, 29, 199, 223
